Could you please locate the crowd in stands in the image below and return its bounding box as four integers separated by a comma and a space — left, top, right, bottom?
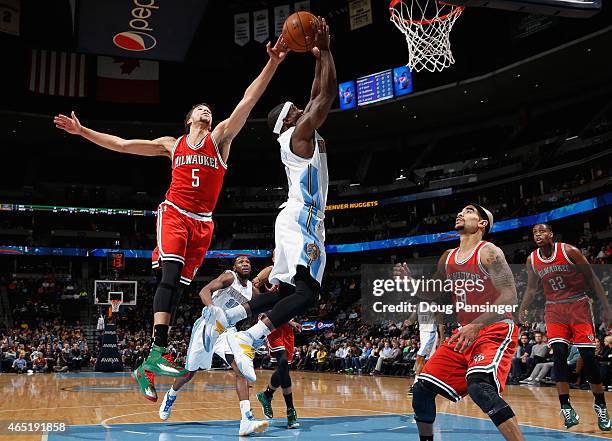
0, 320, 92, 374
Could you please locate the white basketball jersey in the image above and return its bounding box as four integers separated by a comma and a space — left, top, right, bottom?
418, 308, 437, 333
278, 127, 328, 212
211, 270, 253, 311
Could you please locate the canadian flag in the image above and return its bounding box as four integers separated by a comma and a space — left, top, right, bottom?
96, 56, 159, 103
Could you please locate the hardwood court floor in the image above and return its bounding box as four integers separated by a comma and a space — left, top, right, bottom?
0, 369, 611, 440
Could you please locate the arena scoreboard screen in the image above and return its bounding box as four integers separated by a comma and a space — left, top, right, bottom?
356, 69, 394, 106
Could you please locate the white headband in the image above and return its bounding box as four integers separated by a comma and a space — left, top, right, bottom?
273, 101, 293, 135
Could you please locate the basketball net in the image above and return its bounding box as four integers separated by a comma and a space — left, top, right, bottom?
110, 299, 122, 315
389, 0, 464, 73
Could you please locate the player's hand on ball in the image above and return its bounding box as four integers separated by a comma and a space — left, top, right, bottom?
267, 38, 290, 64
313, 17, 330, 51
54, 111, 82, 135
447, 323, 480, 353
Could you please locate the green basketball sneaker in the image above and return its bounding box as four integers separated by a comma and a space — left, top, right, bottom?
561, 403, 580, 429
256, 391, 274, 419
131, 365, 158, 402
287, 407, 300, 429
141, 345, 186, 377
594, 404, 612, 431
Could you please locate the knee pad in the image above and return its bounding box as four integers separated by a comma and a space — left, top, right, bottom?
466, 373, 515, 426
153, 282, 175, 313
552, 342, 570, 382
276, 352, 292, 389
411, 380, 437, 424
154, 261, 182, 313
579, 347, 602, 384
170, 287, 184, 325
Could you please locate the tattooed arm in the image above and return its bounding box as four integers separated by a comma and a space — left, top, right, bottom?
475, 243, 518, 326
448, 243, 518, 353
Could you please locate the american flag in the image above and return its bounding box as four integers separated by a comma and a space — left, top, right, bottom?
27, 49, 87, 97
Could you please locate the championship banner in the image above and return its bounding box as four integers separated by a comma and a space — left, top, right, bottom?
253, 9, 269, 43
0, 0, 20, 36
294, 1, 310, 11
348, 0, 372, 30
234, 12, 250, 47
274, 5, 290, 37
94, 323, 123, 372
76, 0, 208, 62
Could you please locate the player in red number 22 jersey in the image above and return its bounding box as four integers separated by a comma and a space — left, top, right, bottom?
54, 39, 290, 402
396, 204, 524, 441
520, 224, 612, 431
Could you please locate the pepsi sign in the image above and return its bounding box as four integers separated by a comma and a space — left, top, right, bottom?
77, 0, 207, 62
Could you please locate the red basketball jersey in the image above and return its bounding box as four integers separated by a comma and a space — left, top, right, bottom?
165, 133, 227, 214
445, 241, 510, 326
530, 242, 586, 302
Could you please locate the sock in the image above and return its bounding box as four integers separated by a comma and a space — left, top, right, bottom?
168, 387, 178, 397
594, 392, 606, 407
420, 436, 434, 441
559, 394, 570, 406
264, 386, 275, 400
239, 400, 252, 420
246, 320, 272, 341
153, 324, 169, 348
226, 304, 247, 324
283, 392, 294, 409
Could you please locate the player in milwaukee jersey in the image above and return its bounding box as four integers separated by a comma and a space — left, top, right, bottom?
396, 204, 524, 441
53, 40, 289, 401
520, 223, 612, 430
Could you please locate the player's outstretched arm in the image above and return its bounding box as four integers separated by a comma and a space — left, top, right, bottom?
565, 244, 612, 322
393, 250, 452, 300
304, 46, 322, 110
291, 18, 337, 158
198, 272, 235, 306
54, 111, 174, 157
518, 255, 539, 323
212, 40, 289, 161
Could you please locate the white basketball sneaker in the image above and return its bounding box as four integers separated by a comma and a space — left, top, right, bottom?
228, 331, 257, 382
201, 305, 229, 369
239, 416, 269, 436
159, 390, 177, 421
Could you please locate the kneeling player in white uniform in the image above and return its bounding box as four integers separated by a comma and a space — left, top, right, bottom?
158, 256, 269, 436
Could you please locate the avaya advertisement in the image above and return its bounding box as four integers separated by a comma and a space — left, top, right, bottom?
76, 0, 207, 62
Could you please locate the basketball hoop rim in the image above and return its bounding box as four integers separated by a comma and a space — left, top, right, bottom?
389, 0, 464, 26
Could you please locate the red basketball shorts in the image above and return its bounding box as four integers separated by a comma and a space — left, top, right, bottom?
267, 323, 295, 363
545, 297, 596, 347
151, 201, 214, 285
420, 322, 518, 401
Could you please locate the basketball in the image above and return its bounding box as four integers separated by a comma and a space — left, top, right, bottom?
282, 11, 318, 53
